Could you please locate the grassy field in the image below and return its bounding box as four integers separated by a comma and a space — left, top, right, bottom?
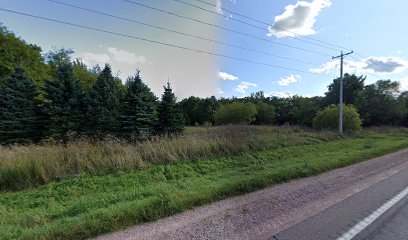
1, 128, 408, 239
0, 125, 338, 191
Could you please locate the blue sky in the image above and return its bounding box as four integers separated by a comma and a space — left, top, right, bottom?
1, 0, 408, 99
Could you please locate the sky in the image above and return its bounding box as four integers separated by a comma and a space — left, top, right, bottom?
1, 0, 408, 99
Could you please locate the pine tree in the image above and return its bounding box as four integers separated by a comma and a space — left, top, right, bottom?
86, 64, 121, 137
120, 70, 158, 141
0, 67, 43, 144
44, 62, 85, 142
157, 82, 184, 136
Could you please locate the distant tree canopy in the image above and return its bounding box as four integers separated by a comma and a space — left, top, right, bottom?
3, 24, 408, 144
0, 25, 49, 86
325, 74, 366, 105
289, 96, 320, 127
254, 102, 276, 125
215, 102, 257, 125
356, 80, 406, 126
180, 96, 218, 125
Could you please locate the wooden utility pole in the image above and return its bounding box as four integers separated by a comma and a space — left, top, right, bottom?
332, 50, 353, 137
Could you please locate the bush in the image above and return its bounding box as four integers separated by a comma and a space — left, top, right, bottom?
313, 104, 362, 132
254, 102, 276, 124
214, 102, 257, 125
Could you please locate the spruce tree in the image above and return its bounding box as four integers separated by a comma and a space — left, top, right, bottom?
157, 82, 184, 136
0, 67, 43, 144
86, 64, 121, 137
120, 70, 158, 141
44, 62, 85, 142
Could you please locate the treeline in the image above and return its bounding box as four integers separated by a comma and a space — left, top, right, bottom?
2, 24, 408, 144
180, 74, 408, 129
0, 63, 184, 144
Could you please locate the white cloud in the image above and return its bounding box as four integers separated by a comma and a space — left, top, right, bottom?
215, 0, 237, 15
216, 0, 223, 14
235, 82, 257, 94
268, 0, 332, 38
80, 53, 110, 66
219, 71, 239, 81
107, 47, 146, 65
310, 56, 408, 75
278, 74, 302, 86
266, 91, 293, 98
399, 78, 408, 91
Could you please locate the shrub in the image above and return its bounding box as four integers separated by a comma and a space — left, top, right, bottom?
254, 102, 276, 124
313, 104, 362, 131
214, 102, 257, 125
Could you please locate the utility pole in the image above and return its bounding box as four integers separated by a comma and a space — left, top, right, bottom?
332, 50, 353, 137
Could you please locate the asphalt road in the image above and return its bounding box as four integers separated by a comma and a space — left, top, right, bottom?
365, 196, 408, 240
272, 163, 408, 240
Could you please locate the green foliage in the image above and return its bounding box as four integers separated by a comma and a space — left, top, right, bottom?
43, 63, 85, 141
325, 74, 365, 105
0, 24, 49, 85
157, 82, 185, 136
45, 48, 74, 76
355, 80, 406, 126
290, 96, 321, 127
269, 97, 292, 125
86, 65, 121, 137
72, 59, 99, 90
0, 125, 339, 190
214, 102, 257, 125
254, 102, 276, 124
313, 104, 362, 132
1, 132, 408, 239
120, 71, 158, 140
0, 68, 44, 144
180, 96, 218, 125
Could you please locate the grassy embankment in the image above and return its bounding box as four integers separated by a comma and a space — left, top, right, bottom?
1, 126, 408, 239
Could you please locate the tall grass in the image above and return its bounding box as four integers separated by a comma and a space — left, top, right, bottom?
0, 125, 338, 191
2, 132, 408, 240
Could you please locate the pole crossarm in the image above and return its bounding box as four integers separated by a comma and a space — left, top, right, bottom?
332, 50, 354, 60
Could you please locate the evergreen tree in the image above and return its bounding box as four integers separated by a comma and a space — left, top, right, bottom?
86, 64, 121, 137
157, 82, 184, 136
44, 62, 85, 141
120, 70, 158, 140
0, 67, 43, 144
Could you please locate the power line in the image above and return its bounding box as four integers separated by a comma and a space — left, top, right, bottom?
0, 7, 321, 76
122, 0, 332, 57
170, 0, 341, 52
45, 0, 320, 66
189, 0, 353, 52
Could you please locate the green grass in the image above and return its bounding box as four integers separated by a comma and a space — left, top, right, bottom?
0, 125, 338, 191
1, 132, 408, 239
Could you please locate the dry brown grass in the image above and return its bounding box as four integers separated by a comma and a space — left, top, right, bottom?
0, 125, 338, 191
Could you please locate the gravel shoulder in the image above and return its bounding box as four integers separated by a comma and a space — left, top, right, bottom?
95, 148, 408, 240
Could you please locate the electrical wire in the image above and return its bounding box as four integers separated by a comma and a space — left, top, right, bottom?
45, 0, 320, 66
0, 7, 321, 75
170, 0, 341, 52
122, 0, 332, 57
189, 0, 353, 52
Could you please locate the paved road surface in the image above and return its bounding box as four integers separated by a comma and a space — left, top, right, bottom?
96, 149, 408, 240
365, 196, 408, 240
272, 161, 408, 240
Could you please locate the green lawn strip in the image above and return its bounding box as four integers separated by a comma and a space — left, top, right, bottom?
1, 133, 408, 239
